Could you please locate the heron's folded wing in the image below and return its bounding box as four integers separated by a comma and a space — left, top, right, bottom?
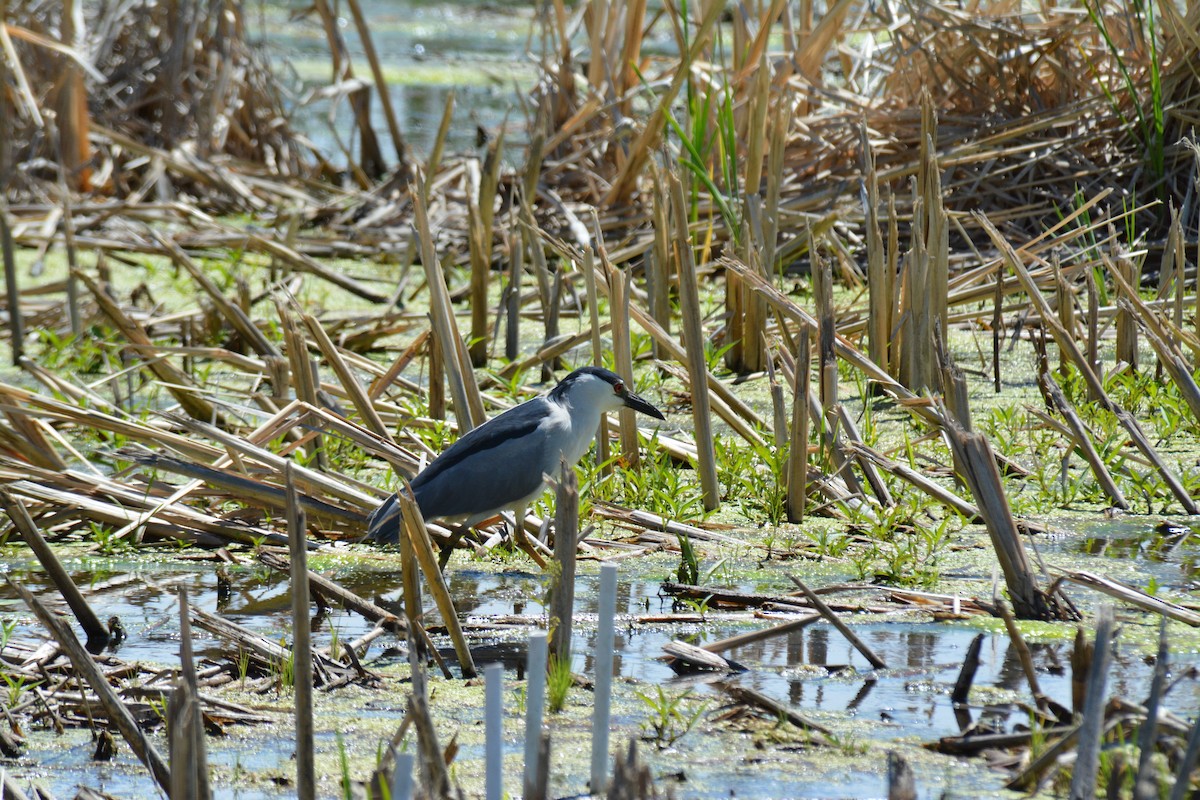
411, 400, 555, 521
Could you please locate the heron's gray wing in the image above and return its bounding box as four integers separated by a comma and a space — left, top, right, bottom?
411, 399, 554, 522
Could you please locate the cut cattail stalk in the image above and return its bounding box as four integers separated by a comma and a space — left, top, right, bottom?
169, 586, 211, 800
1069, 605, 1114, 800
786, 327, 810, 522
413, 187, 480, 432
590, 563, 618, 794
580, 246, 610, 471
862, 125, 891, 379
549, 459, 578, 662
523, 632, 548, 799
671, 174, 721, 511
485, 662, 504, 800
423, 91, 455, 205
1114, 252, 1140, 370
0, 198, 23, 364
942, 414, 1068, 621
609, 263, 639, 465
286, 463, 316, 800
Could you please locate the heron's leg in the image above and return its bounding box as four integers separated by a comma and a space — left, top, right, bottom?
437, 522, 476, 570
509, 505, 547, 569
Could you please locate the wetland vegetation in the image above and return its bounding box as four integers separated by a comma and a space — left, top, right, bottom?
0, 0, 1198, 797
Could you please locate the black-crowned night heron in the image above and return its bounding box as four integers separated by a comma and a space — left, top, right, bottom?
367, 366, 665, 543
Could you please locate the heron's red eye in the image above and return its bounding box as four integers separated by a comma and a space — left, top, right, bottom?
613, 382, 624, 394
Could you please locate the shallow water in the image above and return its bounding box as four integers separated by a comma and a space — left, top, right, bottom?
3, 522, 1198, 799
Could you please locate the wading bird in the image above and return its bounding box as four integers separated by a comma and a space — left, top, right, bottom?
367, 366, 665, 543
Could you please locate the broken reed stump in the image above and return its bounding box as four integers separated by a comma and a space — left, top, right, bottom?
1, 490, 109, 651
1070, 605, 1114, 800
942, 415, 1072, 621
169, 586, 211, 800
785, 325, 811, 523
670, 172, 720, 512
1134, 619, 1169, 800
0, 197, 24, 364
406, 631, 452, 799
862, 124, 893, 381
548, 458, 578, 664
285, 464, 316, 800
887, 751, 917, 800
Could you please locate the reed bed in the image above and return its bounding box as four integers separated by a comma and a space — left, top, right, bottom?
0, 0, 1198, 797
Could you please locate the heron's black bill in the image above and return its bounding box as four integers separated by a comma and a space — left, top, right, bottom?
623, 391, 666, 420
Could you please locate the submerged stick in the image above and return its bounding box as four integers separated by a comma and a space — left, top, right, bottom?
950, 632, 984, 706
714, 681, 831, 736
787, 575, 887, 669
701, 614, 819, 655
997, 599, 1046, 709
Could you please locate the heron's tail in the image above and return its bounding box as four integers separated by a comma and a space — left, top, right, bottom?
365, 494, 401, 543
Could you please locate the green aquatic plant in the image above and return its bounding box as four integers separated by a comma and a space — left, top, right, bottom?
846, 495, 959, 588
274, 637, 295, 690
676, 595, 712, 617
635, 685, 707, 749
237, 647, 251, 687
675, 531, 701, 585
2, 672, 39, 707
0, 618, 16, 655
546, 654, 573, 714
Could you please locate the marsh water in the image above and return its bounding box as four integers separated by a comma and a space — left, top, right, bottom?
3, 512, 1197, 799
264, 0, 537, 160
